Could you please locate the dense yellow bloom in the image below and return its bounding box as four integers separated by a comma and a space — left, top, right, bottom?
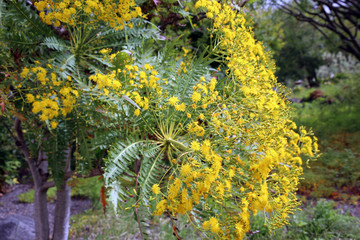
154, 199, 167, 216
174, 103, 186, 111
50, 121, 59, 129
20, 67, 29, 78
168, 178, 181, 200
191, 91, 201, 102
26, 94, 35, 103
190, 141, 201, 151
180, 164, 192, 177
35, 0, 142, 31
85, 1, 320, 238
203, 217, 221, 234
151, 184, 161, 194
18, 65, 80, 127
168, 96, 180, 106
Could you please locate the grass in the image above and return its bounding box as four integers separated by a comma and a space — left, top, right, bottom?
299, 142, 360, 200
69, 207, 203, 240
291, 73, 360, 138
17, 176, 103, 204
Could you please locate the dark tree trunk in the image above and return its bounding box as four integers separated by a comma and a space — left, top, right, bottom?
14, 118, 50, 240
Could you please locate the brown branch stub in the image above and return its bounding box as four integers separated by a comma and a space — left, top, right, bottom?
240, 0, 249, 8
169, 213, 182, 240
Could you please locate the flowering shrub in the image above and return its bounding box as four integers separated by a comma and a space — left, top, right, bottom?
89, 2, 319, 239
1, 0, 318, 239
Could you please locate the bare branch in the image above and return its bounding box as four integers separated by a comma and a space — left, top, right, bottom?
273, 0, 360, 61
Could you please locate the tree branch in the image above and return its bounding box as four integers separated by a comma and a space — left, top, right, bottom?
274, 0, 360, 61
40, 171, 74, 191
2, 120, 17, 143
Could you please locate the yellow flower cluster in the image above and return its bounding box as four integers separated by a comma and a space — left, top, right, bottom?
20, 66, 78, 128
89, 71, 122, 96
131, 2, 319, 239
173, 1, 318, 238
35, 0, 142, 30
90, 59, 165, 116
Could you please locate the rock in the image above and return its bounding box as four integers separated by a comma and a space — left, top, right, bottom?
0, 215, 35, 240
309, 89, 325, 101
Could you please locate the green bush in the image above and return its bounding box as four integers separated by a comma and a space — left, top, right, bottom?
290, 72, 360, 199
292, 72, 360, 139
69, 200, 360, 239
249, 200, 360, 240
0, 119, 22, 187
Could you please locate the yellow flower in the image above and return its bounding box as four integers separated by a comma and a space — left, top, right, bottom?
144, 64, 153, 70
191, 92, 201, 102
203, 217, 221, 233
209, 217, 221, 233
154, 199, 167, 215
20, 67, 29, 78
152, 184, 161, 194
168, 178, 181, 200
50, 121, 59, 129
134, 108, 140, 116
26, 94, 35, 103
168, 96, 179, 106
180, 164, 192, 177
206, 12, 214, 18
175, 103, 186, 111
190, 141, 201, 151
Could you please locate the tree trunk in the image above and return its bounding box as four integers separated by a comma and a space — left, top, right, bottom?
52, 146, 72, 240
14, 118, 50, 240
34, 186, 50, 240
52, 182, 71, 240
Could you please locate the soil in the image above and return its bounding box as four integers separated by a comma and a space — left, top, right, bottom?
0, 184, 92, 235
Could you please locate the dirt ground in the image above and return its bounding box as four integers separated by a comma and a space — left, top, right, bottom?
0, 184, 92, 235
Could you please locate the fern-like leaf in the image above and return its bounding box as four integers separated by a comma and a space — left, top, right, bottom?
138, 144, 167, 200
105, 139, 144, 183
42, 36, 69, 51
1, 0, 53, 53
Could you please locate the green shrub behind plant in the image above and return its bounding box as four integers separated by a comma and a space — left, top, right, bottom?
249, 200, 360, 240
292, 72, 360, 139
